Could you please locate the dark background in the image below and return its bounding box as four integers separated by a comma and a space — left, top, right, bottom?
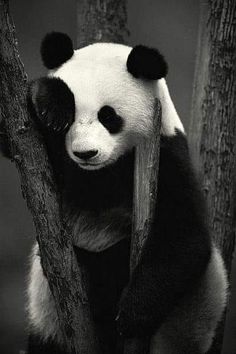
0, 1, 235, 353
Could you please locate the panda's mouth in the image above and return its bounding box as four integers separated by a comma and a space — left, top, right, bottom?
78, 158, 116, 170
80, 162, 99, 165
78, 161, 104, 170
80, 162, 100, 167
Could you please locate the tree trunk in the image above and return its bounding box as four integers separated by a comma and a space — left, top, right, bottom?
188, 1, 236, 352
0, 1, 99, 353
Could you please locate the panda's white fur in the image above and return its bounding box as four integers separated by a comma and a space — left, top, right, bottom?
27, 42, 228, 353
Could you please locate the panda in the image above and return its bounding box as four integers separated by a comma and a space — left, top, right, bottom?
0, 32, 228, 354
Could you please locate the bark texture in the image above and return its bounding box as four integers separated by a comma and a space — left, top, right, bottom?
188, 0, 236, 352
124, 102, 162, 354
76, 0, 129, 46
0, 1, 99, 353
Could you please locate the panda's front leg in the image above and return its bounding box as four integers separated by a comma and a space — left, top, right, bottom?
117, 130, 212, 340
117, 204, 211, 341
116, 260, 162, 338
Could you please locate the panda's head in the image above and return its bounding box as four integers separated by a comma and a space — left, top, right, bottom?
30, 32, 167, 170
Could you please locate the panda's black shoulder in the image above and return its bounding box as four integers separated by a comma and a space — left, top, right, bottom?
158, 130, 205, 216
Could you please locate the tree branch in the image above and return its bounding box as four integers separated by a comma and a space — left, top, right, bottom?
0, 1, 99, 353
124, 102, 162, 354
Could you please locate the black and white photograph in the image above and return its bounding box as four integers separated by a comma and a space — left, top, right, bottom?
0, 1, 235, 353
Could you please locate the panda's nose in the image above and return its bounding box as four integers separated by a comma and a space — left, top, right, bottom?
73, 150, 98, 160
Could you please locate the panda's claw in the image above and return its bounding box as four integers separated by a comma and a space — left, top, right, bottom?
40, 110, 47, 118
38, 107, 49, 124
53, 121, 68, 133
59, 120, 71, 133
52, 119, 62, 132
53, 124, 60, 132
56, 125, 63, 133
63, 122, 69, 131
52, 122, 58, 131
46, 121, 53, 128
57, 122, 66, 132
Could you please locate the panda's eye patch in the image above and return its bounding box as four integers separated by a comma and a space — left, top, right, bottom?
98, 105, 123, 134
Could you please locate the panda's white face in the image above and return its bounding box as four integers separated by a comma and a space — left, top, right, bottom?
50, 43, 155, 170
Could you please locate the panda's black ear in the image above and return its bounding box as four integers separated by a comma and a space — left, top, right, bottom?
41, 32, 74, 69
127, 45, 168, 80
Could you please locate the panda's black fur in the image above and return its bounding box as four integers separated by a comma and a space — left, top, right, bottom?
40, 32, 74, 69
0, 33, 227, 354
127, 44, 168, 80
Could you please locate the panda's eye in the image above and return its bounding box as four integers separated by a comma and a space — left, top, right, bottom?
98, 105, 123, 134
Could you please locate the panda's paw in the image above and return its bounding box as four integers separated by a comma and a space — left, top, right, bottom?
116, 288, 157, 338
28, 78, 74, 134
36, 108, 70, 133
116, 307, 156, 339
